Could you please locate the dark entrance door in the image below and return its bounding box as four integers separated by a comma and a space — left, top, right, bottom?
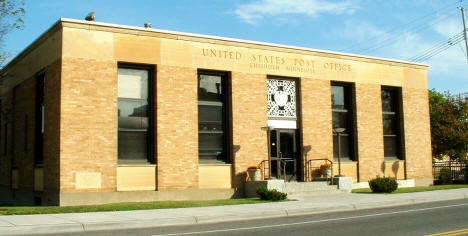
270, 129, 298, 181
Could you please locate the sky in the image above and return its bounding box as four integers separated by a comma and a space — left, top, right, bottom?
3, 0, 468, 93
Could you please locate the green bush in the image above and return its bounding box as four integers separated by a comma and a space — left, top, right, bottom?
256, 187, 287, 201
368, 177, 398, 193
439, 167, 452, 184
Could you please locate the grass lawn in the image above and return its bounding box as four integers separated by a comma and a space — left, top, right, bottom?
0, 198, 280, 215
352, 184, 468, 194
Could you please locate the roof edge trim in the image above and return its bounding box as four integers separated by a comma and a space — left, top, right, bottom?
60, 17, 429, 68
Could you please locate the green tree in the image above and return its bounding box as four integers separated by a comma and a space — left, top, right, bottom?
0, 0, 24, 66
429, 89, 468, 161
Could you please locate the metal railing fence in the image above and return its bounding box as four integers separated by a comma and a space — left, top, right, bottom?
433, 161, 466, 181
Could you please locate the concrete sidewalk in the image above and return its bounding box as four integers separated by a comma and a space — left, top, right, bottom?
1, 188, 468, 235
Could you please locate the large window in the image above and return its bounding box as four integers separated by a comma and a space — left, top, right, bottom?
35, 72, 45, 165
118, 65, 153, 164
381, 87, 402, 159
198, 71, 230, 163
331, 83, 355, 161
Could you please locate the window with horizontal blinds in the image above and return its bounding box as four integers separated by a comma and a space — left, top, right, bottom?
198, 71, 230, 163
381, 87, 402, 159
117, 66, 153, 164
331, 83, 355, 161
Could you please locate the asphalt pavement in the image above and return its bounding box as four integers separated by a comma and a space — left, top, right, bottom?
0, 188, 467, 235
55, 199, 468, 236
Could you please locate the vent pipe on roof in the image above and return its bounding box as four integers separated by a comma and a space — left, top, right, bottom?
144, 23, 152, 28
85, 12, 96, 21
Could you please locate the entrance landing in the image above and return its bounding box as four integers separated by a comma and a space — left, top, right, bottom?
244, 180, 347, 197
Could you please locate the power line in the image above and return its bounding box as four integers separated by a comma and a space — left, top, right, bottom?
411, 31, 464, 60
357, 11, 456, 54
343, 0, 461, 53
411, 35, 464, 62
410, 31, 465, 62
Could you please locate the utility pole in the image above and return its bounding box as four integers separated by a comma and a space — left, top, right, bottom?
461, 6, 468, 60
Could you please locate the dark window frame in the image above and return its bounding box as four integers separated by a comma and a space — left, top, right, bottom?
381, 86, 403, 160
34, 71, 45, 166
331, 82, 356, 161
197, 70, 231, 164
117, 63, 155, 164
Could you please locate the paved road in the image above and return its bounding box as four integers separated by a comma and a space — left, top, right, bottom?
44, 199, 468, 236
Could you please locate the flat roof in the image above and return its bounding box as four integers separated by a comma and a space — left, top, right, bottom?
2, 18, 429, 72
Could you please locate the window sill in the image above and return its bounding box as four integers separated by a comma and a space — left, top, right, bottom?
118, 159, 154, 165
199, 163, 232, 166
199, 159, 231, 165
334, 158, 356, 163
338, 159, 357, 163
118, 164, 157, 167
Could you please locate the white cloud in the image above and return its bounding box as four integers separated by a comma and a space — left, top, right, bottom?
341, 21, 387, 43
338, 19, 468, 92
432, 17, 462, 37
234, 0, 359, 24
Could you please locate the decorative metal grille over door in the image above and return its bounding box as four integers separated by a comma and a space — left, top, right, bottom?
267, 79, 296, 118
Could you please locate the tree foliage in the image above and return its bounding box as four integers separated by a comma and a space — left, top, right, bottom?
0, 0, 24, 65
429, 89, 468, 161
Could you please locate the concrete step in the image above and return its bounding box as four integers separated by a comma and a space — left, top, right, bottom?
284, 181, 339, 195
287, 189, 349, 197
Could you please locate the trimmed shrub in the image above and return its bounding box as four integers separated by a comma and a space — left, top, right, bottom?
368, 177, 398, 193
439, 167, 452, 185
256, 187, 287, 201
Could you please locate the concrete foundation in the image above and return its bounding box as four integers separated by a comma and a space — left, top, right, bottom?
244, 180, 285, 197
333, 177, 353, 193
353, 179, 417, 189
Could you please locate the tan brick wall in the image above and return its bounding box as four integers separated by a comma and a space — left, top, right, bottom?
156, 65, 198, 190
12, 76, 36, 190
356, 83, 385, 181
0, 22, 435, 199
300, 78, 333, 180
44, 59, 62, 192
383, 160, 405, 179
403, 88, 432, 180
0, 92, 13, 187
230, 72, 268, 188
333, 162, 358, 181
60, 58, 117, 192
0, 59, 62, 193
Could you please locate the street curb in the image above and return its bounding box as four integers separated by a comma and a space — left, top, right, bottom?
1, 192, 467, 235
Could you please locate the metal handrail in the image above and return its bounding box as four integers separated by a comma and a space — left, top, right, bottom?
260, 160, 269, 180
276, 158, 287, 181
260, 159, 288, 181
306, 158, 334, 184
281, 158, 297, 182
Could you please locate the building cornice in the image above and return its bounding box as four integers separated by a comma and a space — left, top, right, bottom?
59, 18, 428, 69
1, 17, 429, 75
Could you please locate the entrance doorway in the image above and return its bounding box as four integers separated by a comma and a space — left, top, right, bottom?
269, 129, 299, 181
